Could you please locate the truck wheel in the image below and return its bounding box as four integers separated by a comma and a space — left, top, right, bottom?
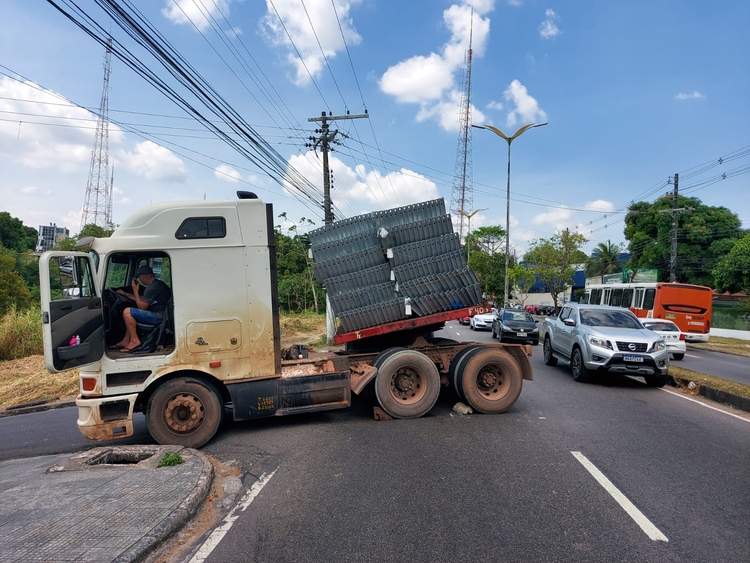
570, 348, 592, 383
146, 377, 223, 448
374, 350, 440, 419
458, 348, 523, 414
449, 345, 483, 402
644, 374, 669, 388
543, 336, 558, 366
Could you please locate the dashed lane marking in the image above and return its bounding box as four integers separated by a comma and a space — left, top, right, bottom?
189, 469, 277, 562
571, 451, 668, 542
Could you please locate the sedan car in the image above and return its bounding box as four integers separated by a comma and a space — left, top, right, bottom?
640, 319, 686, 360
492, 309, 540, 344
470, 311, 496, 331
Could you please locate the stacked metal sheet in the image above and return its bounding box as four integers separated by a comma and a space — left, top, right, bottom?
310, 198, 483, 333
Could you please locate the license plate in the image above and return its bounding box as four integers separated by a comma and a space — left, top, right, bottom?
517, 332, 526, 337
623, 355, 643, 362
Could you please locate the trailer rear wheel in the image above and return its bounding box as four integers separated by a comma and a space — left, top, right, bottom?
448, 346, 483, 402
374, 350, 440, 419
459, 348, 523, 414
146, 377, 223, 448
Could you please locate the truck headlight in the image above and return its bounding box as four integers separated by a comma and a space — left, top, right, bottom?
650, 340, 666, 352
587, 335, 613, 350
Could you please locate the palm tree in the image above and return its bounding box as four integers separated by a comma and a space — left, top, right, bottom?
585, 240, 623, 276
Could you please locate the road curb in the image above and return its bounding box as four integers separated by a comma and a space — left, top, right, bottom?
668, 374, 750, 414
0, 397, 77, 418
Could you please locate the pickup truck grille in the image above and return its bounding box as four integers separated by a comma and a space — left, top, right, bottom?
615, 341, 648, 352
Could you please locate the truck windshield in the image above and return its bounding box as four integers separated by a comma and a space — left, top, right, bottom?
579, 309, 641, 329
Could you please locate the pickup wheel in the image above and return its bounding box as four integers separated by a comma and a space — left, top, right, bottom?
146, 377, 223, 448
458, 348, 523, 414
644, 374, 669, 388
570, 347, 593, 383
449, 345, 483, 402
543, 336, 558, 366
672, 353, 684, 361
374, 350, 440, 419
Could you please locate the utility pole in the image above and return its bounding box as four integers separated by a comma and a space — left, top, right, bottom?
658, 173, 691, 282
307, 111, 369, 225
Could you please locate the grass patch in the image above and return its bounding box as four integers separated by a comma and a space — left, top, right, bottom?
0, 306, 43, 361
688, 336, 750, 357
279, 312, 326, 347
670, 365, 750, 399
157, 452, 184, 467
0, 355, 79, 410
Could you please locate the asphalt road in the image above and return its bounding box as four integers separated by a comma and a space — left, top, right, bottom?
1, 326, 748, 562
681, 347, 750, 385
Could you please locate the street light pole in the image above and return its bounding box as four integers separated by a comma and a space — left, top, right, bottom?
458, 208, 488, 260
472, 122, 547, 307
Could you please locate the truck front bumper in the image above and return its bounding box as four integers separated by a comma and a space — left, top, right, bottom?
76, 394, 138, 441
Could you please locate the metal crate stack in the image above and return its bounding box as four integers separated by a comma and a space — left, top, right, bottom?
309, 198, 482, 332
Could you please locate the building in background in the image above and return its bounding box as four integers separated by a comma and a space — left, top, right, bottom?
36, 223, 69, 253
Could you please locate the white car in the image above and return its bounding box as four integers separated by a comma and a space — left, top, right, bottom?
640, 319, 686, 360
470, 311, 496, 331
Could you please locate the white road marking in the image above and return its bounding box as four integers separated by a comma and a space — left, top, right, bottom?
189, 469, 277, 562
571, 451, 668, 542
685, 353, 701, 359
659, 388, 750, 422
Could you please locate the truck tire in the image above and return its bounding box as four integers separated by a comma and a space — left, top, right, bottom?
458, 348, 523, 414
570, 347, 593, 383
146, 377, 223, 448
543, 336, 558, 366
644, 374, 669, 388
374, 350, 440, 419
449, 345, 483, 402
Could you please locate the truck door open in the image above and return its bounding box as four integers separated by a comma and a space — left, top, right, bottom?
40, 252, 104, 372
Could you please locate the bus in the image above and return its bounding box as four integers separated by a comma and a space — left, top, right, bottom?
580, 282, 712, 342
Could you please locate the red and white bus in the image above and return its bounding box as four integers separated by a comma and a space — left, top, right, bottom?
581, 282, 712, 342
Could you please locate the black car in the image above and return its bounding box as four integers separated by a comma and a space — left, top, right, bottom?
492, 309, 540, 345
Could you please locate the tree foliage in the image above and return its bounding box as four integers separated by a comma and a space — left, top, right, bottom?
524, 229, 588, 307
466, 225, 510, 299
713, 233, 750, 295
624, 195, 743, 286
276, 214, 324, 314
0, 212, 37, 252
0, 248, 31, 315
585, 240, 623, 276
508, 263, 537, 305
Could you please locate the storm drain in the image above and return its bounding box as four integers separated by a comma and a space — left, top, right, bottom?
87, 449, 154, 465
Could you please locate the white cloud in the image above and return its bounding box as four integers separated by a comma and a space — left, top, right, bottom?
117, 141, 188, 182
214, 164, 242, 183
261, 0, 362, 86
507, 0, 523, 6
504, 79, 547, 127
533, 207, 572, 227
486, 100, 503, 111
287, 151, 440, 214
539, 9, 562, 39
379, 3, 493, 131
20, 186, 53, 197
112, 186, 132, 206
0, 77, 124, 172
583, 199, 614, 212
162, 0, 238, 33
675, 91, 705, 100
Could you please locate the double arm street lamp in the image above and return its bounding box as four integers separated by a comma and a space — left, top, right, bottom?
472, 122, 547, 307
458, 208, 488, 260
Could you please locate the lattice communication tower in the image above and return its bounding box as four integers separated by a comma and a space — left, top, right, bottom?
81, 37, 113, 232
449, 18, 474, 240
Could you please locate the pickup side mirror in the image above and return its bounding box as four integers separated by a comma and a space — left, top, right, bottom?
563, 318, 576, 327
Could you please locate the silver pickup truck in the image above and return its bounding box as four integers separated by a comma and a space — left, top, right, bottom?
542, 303, 670, 387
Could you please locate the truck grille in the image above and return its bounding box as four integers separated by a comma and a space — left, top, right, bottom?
615, 341, 648, 352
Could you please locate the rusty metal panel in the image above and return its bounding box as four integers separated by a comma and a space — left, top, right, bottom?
186, 319, 242, 354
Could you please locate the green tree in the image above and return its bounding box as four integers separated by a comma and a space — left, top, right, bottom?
585, 240, 623, 276
276, 214, 323, 313
465, 225, 509, 299
508, 263, 537, 306
524, 229, 588, 307
624, 195, 742, 286
713, 233, 750, 295
0, 249, 31, 315
0, 212, 37, 252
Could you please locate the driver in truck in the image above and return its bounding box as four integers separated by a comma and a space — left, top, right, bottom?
114, 265, 171, 352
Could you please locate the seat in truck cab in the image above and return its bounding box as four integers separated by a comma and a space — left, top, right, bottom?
134, 299, 174, 353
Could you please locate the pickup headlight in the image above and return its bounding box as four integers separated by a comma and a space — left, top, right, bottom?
587, 335, 613, 350
650, 340, 666, 352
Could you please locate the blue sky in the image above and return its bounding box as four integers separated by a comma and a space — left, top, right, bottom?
1, 0, 748, 257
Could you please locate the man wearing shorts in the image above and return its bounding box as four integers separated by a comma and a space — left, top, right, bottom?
114, 265, 171, 352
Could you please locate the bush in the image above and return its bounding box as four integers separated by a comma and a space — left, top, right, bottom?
0, 306, 43, 361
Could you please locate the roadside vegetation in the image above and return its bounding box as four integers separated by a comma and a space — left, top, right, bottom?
670, 365, 750, 400
687, 336, 750, 357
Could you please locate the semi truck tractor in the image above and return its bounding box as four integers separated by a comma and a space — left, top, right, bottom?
39, 192, 533, 448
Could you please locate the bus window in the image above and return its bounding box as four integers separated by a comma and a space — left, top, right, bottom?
603, 288, 611, 305
591, 288, 602, 304
643, 288, 656, 311
622, 288, 634, 308
610, 288, 623, 307
634, 288, 644, 309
